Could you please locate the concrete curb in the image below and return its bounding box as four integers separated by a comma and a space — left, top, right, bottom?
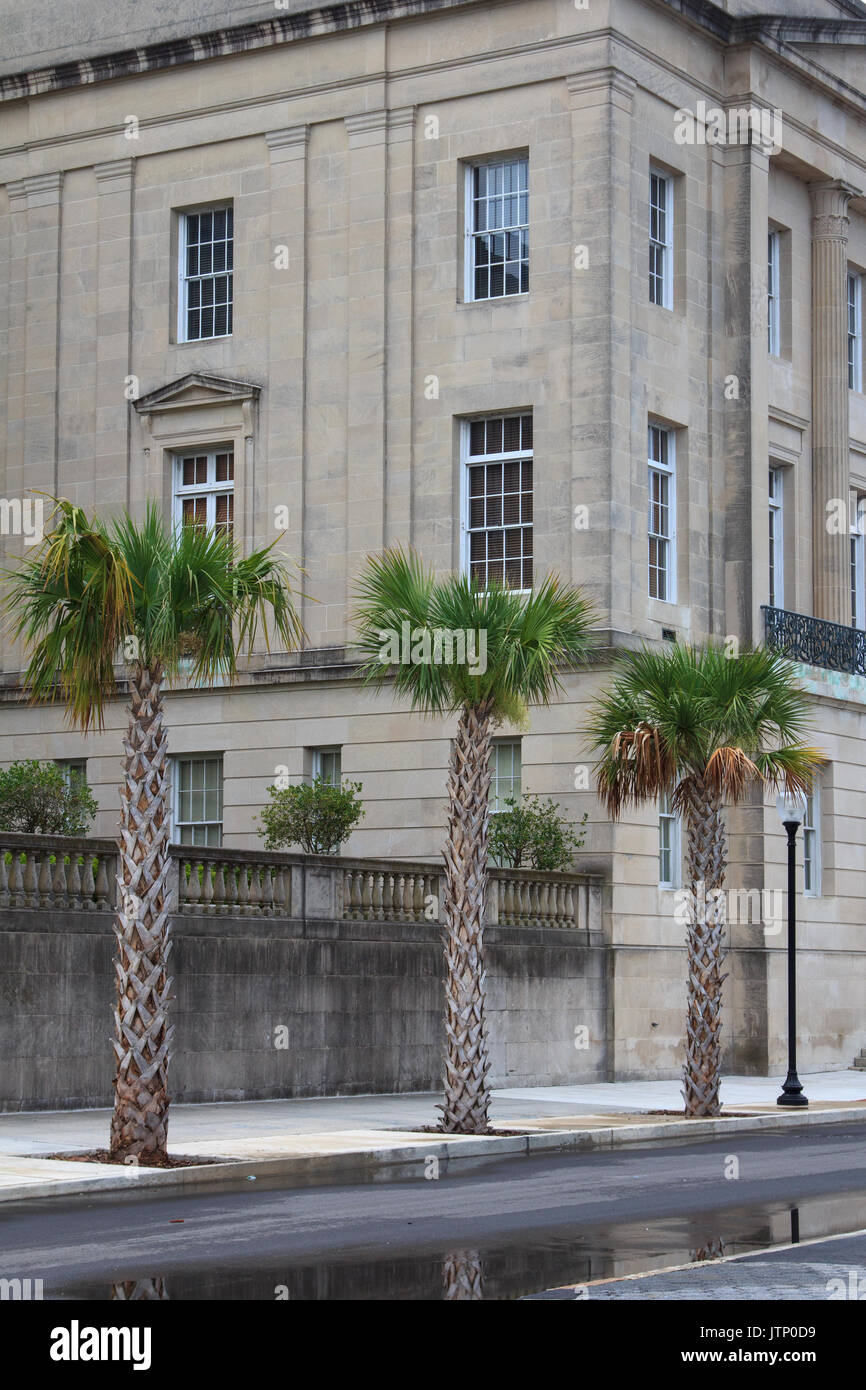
2, 1103, 864, 1205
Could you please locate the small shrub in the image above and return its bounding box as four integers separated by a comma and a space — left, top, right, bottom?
488, 794, 587, 871
258, 777, 365, 855
0, 760, 98, 836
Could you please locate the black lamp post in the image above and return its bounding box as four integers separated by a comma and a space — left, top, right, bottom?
775, 790, 808, 1108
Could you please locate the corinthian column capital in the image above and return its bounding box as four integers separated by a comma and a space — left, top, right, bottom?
808, 179, 859, 240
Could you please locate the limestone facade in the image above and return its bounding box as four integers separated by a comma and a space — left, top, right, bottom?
1, 0, 865, 1078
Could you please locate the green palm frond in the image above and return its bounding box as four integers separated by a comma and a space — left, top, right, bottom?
585, 642, 826, 818
3, 497, 304, 730
353, 547, 596, 719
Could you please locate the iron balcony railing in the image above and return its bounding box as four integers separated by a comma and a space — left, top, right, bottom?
762, 604, 866, 677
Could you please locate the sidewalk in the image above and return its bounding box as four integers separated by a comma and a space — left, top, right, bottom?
526, 1228, 866, 1301
1, 1071, 863, 1203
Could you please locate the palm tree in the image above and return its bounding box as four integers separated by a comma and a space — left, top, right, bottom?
354, 548, 595, 1134
5, 499, 302, 1161
585, 643, 825, 1118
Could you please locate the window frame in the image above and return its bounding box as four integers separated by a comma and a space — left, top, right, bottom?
769, 465, 785, 609
803, 784, 821, 898
172, 447, 235, 536
463, 156, 529, 304
647, 423, 676, 604
490, 739, 522, 814
311, 747, 342, 788
848, 271, 863, 392
55, 758, 87, 788
171, 754, 224, 847
649, 168, 673, 309
768, 231, 781, 356
177, 205, 234, 344
461, 413, 534, 594
851, 494, 866, 630
658, 789, 681, 890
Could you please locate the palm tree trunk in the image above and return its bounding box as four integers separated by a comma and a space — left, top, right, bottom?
109, 664, 174, 1160
442, 1251, 484, 1300
438, 700, 493, 1134
680, 779, 727, 1118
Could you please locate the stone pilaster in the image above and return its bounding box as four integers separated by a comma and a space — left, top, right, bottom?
266, 126, 308, 627
344, 110, 388, 610
94, 159, 134, 510
383, 107, 415, 549
722, 141, 770, 647
6, 173, 63, 501
809, 179, 858, 626
566, 69, 635, 632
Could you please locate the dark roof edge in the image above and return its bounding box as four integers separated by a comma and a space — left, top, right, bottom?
2, 0, 865, 102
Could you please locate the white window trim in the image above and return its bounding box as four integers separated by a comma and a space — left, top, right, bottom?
490, 739, 522, 814
311, 747, 342, 787
648, 423, 677, 604
171, 754, 224, 847
177, 206, 233, 344
769, 465, 784, 609
768, 231, 781, 356
803, 784, 821, 898
851, 496, 865, 629
849, 272, 863, 392
460, 415, 533, 595
172, 448, 235, 536
463, 158, 529, 304
649, 167, 673, 310
659, 791, 682, 890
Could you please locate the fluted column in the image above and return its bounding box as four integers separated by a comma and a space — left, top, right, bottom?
809, 179, 858, 625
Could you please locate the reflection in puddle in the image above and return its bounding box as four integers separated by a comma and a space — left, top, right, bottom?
52, 1193, 863, 1301
442, 1250, 484, 1301
110, 1279, 169, 1301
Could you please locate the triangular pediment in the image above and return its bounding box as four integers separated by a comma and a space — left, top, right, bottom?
133, 373, 261, 413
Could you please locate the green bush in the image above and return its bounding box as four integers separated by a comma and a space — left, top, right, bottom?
0, 760, 98, 836
488, 794, 587, 871
257, 777, 365, 855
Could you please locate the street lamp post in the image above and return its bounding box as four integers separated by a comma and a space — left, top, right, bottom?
775, 790, 809, 1108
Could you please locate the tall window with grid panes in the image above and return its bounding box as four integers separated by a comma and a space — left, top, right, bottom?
466, 157, 528, 301
465, 413, 533, 591
648, 424, 675, 601
178, 207, 233, 342
174, 449, 234, 534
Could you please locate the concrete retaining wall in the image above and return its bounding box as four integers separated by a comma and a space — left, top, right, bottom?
0, 909, 607, 1111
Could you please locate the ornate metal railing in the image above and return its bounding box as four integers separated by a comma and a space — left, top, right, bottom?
762, 605, 866, 677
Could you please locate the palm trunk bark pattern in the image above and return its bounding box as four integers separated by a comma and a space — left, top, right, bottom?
681, 778, 727, 1118
109, 664, 175, 1159
438, 700, 493, 1134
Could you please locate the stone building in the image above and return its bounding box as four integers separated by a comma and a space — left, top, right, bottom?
0, 0, 864, 1080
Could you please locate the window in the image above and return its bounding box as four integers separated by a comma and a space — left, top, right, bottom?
464, 413, 533, 591
173, 449, 234, 534
648, 424, 676, 601
466, 157, 528, 301
803, 786, 821, 897
849, 272, 863, 391
769, 466, 784, 608
649, 169, 673, 308
768, 232, 781, 355
490, 740, 521, 813
851, 495, 865, 629
659, 790, 681, 889
173, 756, 223, 846
178, 207, 233, 342
311, 747, 341, 787
56, 758, 87, 787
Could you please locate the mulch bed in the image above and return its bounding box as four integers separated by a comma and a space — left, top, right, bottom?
645, 1109, 755, 1118
413, 1125, 532, 1137
44, 1150, 225, 1169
